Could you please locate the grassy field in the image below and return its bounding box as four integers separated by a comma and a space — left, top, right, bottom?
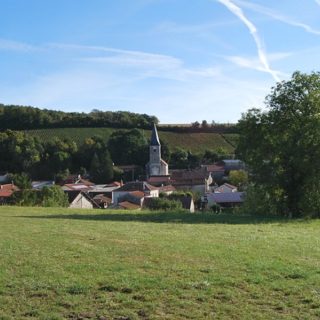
1, 207, 319, 320
25, 128, 236, 154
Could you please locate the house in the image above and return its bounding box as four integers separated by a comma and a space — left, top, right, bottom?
147, 175, 172, 186
170, 167, 213, 194
112, 181, 159, 205
88, 184, 120, 203
214, 183, 238, 193
206, 192, 245, 208
111, 190, 146, 210
117, 191, 145, 207
92, 194, 112, 208
201, 164, 225, 181
65, 191, 100, 209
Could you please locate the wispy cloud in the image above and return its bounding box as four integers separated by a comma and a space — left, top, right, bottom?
50, 43, 221, 81
225, 54, 289, 78
226, 56, 268, 72
235, 0, 320, 36
49, 43, 180, 62
216, 0, 280, 82
315, 0, 320, 7
0, 38, 38, 52
154, 20, 237, 34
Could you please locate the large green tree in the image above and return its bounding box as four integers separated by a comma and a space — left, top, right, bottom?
108, 129, 148, 166
89, 150, 114, 184
0, 130, 43, 174
237, 71, 320, 218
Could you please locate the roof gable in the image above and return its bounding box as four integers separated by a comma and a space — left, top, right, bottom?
116, 181, 157, 192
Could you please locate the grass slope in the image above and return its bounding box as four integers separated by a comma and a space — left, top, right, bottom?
1, 207, 320, 319
26, 128, 236, 153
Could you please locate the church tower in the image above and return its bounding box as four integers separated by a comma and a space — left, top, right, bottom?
146, 124, 169, 177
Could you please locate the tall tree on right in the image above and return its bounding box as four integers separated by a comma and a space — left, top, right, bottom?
237, 71, 320, 218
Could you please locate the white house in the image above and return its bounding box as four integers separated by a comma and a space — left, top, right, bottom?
112, 181, 159, 205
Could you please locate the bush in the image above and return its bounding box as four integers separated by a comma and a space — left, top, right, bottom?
145, 198, 183, 211
238, 184, 279, 216
210, 203, 221, 214
12, 185, 69, 207
12, 190, 39, 206
40, 185, 69, 207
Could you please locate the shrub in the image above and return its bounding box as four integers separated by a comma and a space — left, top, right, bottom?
145, 198, 183, 211
40, 185, 69, 207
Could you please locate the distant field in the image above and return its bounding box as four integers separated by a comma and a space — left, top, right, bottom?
26, 128, 237, 153
26, 128, 117, 146
221, 133, 239, 148
1, 206, 320, 319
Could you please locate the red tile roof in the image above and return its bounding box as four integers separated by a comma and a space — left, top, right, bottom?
129, 191, 145, 199
170, 168, 209, 186
0, 184, 19, 197
116, 181, 157, 192
0, 190, 13, 197
0, 183, 19, 191
147, 176, 171, 183
158, 185, 176, 192
203, 164, 225, 172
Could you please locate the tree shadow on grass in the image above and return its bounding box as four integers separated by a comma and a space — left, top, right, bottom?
16, 211, 289, 225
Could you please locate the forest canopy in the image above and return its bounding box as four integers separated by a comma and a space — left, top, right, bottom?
0, 104, 159, 130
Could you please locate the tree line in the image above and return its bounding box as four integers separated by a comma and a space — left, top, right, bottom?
0, 104, 238, 133
0, 128, 230, 184
0, 105, 159, 130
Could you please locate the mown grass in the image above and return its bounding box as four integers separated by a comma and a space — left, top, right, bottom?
1, 206, 319, 319
25, 128, 235, 153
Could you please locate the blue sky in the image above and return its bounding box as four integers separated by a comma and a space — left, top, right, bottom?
1, 0, 320, 123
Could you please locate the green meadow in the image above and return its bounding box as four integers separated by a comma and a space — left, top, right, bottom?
1, 207, 320, 319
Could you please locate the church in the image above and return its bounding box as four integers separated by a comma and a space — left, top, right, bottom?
146, 124, 169, 177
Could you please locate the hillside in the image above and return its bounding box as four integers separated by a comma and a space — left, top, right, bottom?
26, 127, 237, 153
1, 207, 320, 319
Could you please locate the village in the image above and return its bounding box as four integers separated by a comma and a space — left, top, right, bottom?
0, 124, 246, 212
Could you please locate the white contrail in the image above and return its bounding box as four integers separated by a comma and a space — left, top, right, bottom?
235, 0, 320, 36
216, 0, 280, 82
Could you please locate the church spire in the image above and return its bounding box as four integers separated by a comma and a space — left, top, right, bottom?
150, 123, 160, 146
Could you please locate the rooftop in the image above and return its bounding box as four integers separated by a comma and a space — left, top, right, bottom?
208, 192, 245, 203
116, 181, 158, 192
150, 123, 160, 146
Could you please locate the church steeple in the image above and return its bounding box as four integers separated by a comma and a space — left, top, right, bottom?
146, 123, 169, 177
150, 123, 160, 146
